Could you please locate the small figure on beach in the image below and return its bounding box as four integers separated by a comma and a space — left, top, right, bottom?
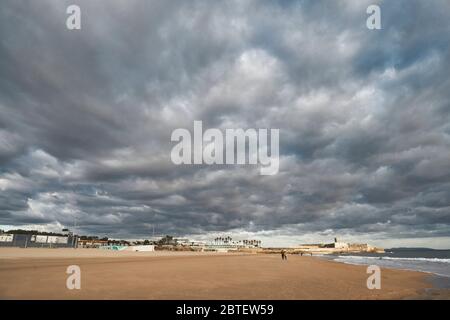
281, 249, 287, 260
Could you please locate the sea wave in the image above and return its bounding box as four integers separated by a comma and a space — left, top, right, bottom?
330, 254, 450, 278
337, 255, 450, 264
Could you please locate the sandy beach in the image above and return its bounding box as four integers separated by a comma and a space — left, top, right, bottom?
0, 248, 447, 300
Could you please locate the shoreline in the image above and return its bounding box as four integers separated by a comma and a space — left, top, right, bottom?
1, 248, 449, 299
312, 253, 450, 299
316, 253, 450, 281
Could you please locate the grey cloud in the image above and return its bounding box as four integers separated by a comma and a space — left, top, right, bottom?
0, 0, 449, 246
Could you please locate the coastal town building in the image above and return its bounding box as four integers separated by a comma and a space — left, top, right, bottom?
0, 230, 77, 248
295, 238, 384, 254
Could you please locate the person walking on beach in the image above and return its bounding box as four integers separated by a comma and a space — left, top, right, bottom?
281, 249, 287, 260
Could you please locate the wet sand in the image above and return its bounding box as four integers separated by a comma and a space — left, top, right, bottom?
0, 248, 446, 299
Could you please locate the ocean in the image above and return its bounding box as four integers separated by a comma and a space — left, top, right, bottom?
324, 248, 450, 278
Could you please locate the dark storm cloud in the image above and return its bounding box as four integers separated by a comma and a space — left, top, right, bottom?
0, 0, 449, 245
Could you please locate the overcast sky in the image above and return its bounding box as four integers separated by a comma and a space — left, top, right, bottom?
1, 0, 449, 248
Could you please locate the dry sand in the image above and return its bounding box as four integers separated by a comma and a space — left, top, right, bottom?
0, 248, 447, 299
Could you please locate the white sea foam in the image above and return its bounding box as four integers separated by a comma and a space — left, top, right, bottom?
332, 254, 450, 278
337, 255, 450, 264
